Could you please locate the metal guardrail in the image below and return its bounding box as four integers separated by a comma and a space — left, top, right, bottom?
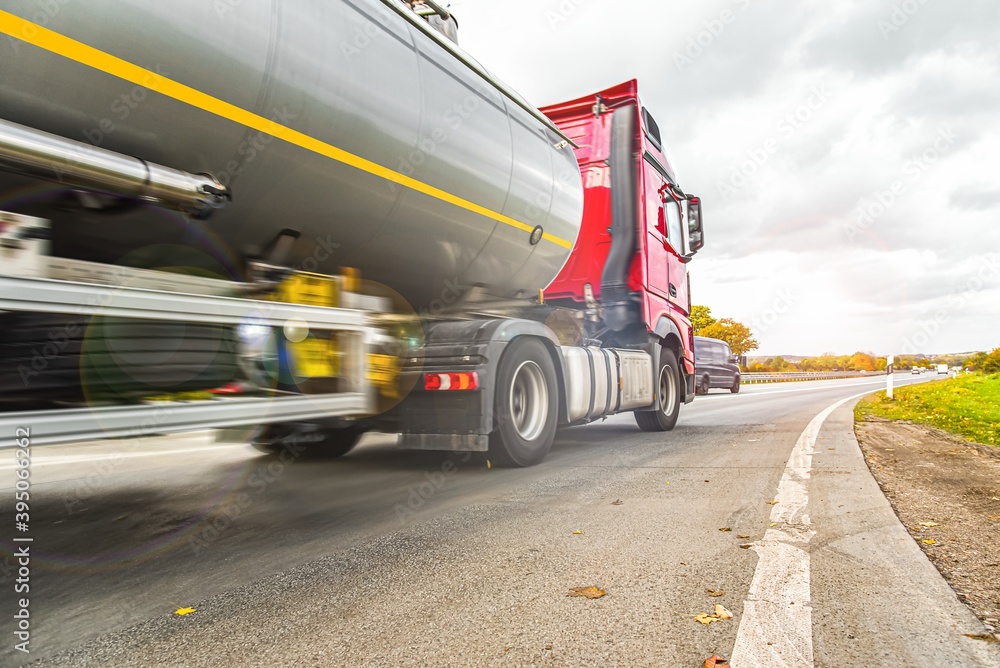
740, 371, 889, 384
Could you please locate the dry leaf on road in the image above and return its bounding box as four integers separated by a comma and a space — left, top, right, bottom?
918, 521, 940, 527
567, 586, 606, 599
174, 607, 196, 616
694, 613, 720, 625
706, 589, 726, 597
719, 527, 732, 532
767, 500, 779, 505
572, 530, 584, 535
737, 534, 750, 539
922, 539, 937, 545
611, 499, 623, 506
703, 655, 731, 668
714, 604, 733, 619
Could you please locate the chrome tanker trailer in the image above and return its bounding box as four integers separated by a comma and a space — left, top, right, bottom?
0, 0, 704, 466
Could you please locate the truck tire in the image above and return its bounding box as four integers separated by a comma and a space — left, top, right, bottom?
251, 422, 364, 459
489, 338, 558, 467
0, 313, 237, 403
635, 347, 681, 432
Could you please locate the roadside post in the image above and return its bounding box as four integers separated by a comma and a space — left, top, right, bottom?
886, 355, 894, 400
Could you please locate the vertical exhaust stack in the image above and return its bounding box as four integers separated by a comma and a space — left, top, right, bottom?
602, 105, 641, 332
406, 0, 459, 43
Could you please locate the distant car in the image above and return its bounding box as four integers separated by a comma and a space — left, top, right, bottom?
694, 336, 741, 395
911, 368, 921, 375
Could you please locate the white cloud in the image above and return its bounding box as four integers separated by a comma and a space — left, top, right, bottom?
455, 0, 1000, 354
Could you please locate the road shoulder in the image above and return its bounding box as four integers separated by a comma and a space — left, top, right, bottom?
808, 402, 999, 667
856, 418, 1000, 631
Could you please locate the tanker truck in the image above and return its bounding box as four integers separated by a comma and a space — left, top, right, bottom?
0, 0, 704, 466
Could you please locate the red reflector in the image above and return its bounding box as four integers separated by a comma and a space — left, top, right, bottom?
424, 372, 479, 391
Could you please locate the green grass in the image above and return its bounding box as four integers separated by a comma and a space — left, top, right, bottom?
855, 373, 1000, 446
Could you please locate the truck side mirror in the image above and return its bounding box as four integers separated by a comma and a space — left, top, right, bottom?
686, 196, 704, 255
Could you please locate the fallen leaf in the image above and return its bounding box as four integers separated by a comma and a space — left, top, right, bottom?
739, 543, 753, 549
174, 607, 196, 616
567, 586, 606, 599
544, 644, 553, 650
993, 497, 999, 501
703, 655, 731, 668
767, 500, 779, 505
922, 539, 937, 545
714, 604, 734, 619
680, 562, 688, 565
738, 534, 750, 539
987, 515, 1000, 520
706, 589, 726, 597
486, 460, 492, 470
719, 527, 732, 532
572, 530, 584, 535
918, 521, 940, 527
611, 499, 623, 506
770, 522, 777, 527
694, 613, 720, 625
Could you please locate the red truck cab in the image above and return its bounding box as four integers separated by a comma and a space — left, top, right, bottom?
542, 80, 704, 380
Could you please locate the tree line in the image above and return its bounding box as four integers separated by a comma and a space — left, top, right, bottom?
690, 304, 999, 374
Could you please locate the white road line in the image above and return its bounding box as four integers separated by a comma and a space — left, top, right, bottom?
0, 444, 245, 470
730, 389, 872, 668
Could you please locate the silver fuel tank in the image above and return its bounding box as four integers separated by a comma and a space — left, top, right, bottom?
0, 0, 583, 309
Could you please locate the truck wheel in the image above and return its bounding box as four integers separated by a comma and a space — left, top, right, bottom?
489, 338, 558, 467
251, 423, 364, 459
731, 377, 741, 393
634, 347, 681, 432
697, 375, 710, 396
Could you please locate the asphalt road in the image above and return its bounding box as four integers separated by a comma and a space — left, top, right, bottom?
1, 374, 997, 667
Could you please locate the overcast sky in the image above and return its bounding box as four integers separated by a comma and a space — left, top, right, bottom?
452, 0, 1000, 356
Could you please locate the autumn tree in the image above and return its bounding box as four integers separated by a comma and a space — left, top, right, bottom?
690, 305, 716, 335
849, 352, 877, 372
983, 347, 1000, 374
697, 318, 759, 356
